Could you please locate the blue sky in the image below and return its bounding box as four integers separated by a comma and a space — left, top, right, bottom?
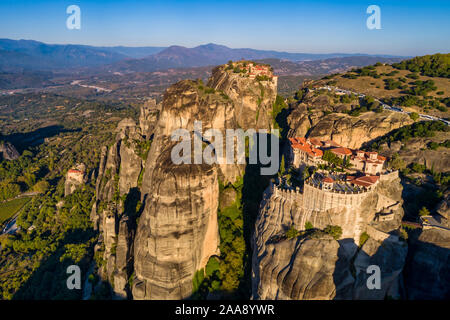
0, 0, 449, 56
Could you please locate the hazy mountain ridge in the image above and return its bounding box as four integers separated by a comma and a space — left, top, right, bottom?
257, 56, 407, 76
0, 39, 406, 74
104, 43, 405, 73
0, 39, 128, 71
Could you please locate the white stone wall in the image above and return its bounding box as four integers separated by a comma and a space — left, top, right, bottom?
302, 183, 369, 212
380, 170, 399, 181
273, 185, 303, 204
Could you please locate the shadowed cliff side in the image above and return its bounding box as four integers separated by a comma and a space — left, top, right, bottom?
133, 63, 278, 299
252, 171, 408, 300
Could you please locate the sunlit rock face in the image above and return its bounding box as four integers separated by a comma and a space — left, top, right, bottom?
132, 63, 277, 299
133, 152, 219, 299
252, 172, 408, 300
287, 90, 413, 149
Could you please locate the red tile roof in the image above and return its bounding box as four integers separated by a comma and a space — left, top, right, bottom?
331, 147, 352, 155
289, 137, 323, 157
349, 175, 379, 187
68, 169, 83, 174
323, 177, 334, 183
311, 148, 323, 157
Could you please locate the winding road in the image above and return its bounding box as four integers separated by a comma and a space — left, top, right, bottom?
316, 85, 450, 126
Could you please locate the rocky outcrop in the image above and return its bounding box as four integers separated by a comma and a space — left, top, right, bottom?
0, 141, 19, 161
92, 63, 278, 300
253, 234, 354, 300
252, 172, 408, 300
132, 65, 277, 299
404, 228, 450, 299
139, 98, 160, 139
383, 135, 450, 173
132, 78, 250, 299
352, 236, 407, 299
208, 64, 277, 130
93, 107, 155, 298
133, 156, 219, 299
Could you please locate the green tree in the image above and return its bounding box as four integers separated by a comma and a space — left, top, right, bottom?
192, 269, 205, 293
388, 153, 406, 170
359, 232, 369, 247
205, 257, 220, 278
0, 182, 21, 200
411, 162, 426, 173
324, 225, 342, 240
305, 221, 314, 230
33, 180, 50, 194
322, 150, 343, 166
409, 112, 419, 121
286, 226, 299, 239
419, 206, 430, 216
279, 155, 286, 177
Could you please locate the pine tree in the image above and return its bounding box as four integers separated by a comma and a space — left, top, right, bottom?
279, 155, 285, 176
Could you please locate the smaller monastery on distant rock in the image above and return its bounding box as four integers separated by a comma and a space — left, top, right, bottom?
65, 163, 87, 196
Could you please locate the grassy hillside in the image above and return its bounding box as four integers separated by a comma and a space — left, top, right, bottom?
318, 54, 450, 118
0, 197, 31, 225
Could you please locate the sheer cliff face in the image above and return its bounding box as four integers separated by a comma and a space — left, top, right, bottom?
404, 229, 450, 300
208, 65, 277, 130
253, 234, 354, 300
93, 119, 144, 298
133, 70, 277, 299
252, 173, 408, 300
133, 157, 219, 299
288, 90, 413, 149
93, 101, 160, 298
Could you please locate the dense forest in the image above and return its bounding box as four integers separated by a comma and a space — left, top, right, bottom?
0, 91, 139, 299
392, 53, 450, 78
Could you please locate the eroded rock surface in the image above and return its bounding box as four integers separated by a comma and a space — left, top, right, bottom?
252, 172, 408, 300
93, 63, 278, 300
404, 229, 450, 300
287, 89, 413, 149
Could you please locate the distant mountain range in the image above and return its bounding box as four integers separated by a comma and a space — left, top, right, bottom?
0, 39, 124, 71
103, 43, 406, 73
256, 56, 406, 76
0, 39, 406, 73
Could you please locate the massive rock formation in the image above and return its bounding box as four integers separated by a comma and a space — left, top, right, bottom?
0, 141, 19, 161
373, 133, 450, 173
252, 233, 354, 300
207, 64, 277, 131
287, 89, 413, 149
133, 64, 277, 299
252, 172, 408, 300
403, 228, 450, 299
92, 100, 159, 299
89, 61, 447, 301
92, 62, 278, 299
